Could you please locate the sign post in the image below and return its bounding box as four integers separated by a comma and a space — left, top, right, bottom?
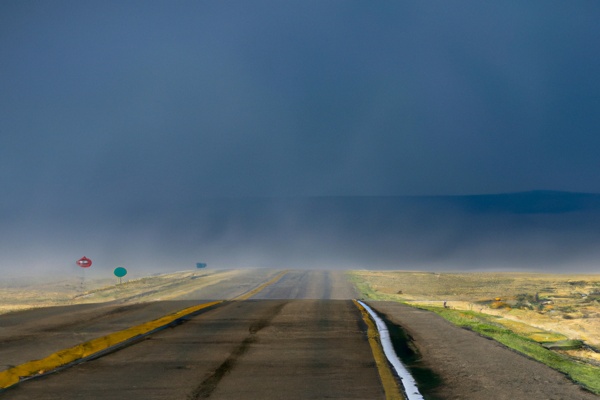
76, 256, 92, 291
77, 256, 92, 268
114, 267, 127, 284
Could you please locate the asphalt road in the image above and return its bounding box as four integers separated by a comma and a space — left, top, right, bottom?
1, 270, 385, 399
0, 268, 282, 370
2, 269, 597, 399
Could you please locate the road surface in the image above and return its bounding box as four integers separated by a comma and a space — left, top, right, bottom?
1, 270, 387, 399
1, 269, 598, 399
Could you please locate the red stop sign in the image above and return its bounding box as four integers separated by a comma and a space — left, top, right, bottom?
77, 256, 92, 268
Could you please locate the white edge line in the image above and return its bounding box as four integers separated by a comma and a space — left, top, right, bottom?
358, 300, 425, 400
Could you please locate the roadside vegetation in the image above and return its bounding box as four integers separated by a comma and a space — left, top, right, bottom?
348, 270, 600, 395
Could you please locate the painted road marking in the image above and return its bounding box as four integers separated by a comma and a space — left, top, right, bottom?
354, 300, 404, 400
0, 301, 221, 390
232, 270, 288, 300
0, 271, 289, 391
357, 300, 425, 400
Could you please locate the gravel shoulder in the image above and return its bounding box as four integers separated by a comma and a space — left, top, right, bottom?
370, 301, 599, 400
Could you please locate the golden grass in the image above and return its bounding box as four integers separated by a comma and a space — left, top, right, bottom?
349, 270, 600, 365
0, 269, 259, 314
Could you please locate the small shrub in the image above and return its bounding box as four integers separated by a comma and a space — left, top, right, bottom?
490, 301, 510, 309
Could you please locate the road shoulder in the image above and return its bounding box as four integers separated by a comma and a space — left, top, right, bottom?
369, 301, 598, 400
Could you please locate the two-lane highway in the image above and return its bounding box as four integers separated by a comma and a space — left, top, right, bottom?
4, 269, 596, 399
1, 270, 388, 399
252, 269, 357, 299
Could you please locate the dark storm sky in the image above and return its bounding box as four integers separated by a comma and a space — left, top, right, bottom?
1, 2, 600, 274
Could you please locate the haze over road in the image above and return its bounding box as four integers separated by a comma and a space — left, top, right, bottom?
1, 270, 598, 399
1, 270, 386, 399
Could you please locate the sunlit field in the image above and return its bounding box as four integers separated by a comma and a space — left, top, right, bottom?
0, 269, 256, 314
349, 270, 600, 365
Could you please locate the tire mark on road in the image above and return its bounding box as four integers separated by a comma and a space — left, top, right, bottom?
188, 301, 288, 399
39, 303, 151, 333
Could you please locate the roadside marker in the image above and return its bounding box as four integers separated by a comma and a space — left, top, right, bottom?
114, 267, 127, 284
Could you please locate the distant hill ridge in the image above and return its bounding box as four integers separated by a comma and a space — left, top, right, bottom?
280, 190, 600, 215
426, 190, 600, 214
6, 190, 600, 271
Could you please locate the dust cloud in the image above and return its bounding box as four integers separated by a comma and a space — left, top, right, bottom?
1, 192, 600, 280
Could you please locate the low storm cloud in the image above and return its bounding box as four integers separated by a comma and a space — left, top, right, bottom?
1, 2, 600, 277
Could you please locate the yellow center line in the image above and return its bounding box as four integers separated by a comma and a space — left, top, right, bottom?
232, 270, 288, 300
0, 300, 221, 390
353, 299, 405, 400
0, 270, 289, 391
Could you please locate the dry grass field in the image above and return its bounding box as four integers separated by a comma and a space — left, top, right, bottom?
0, 269, 270, 315
349, 270, 600, 366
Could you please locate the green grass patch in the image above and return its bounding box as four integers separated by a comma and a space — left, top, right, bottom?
346, 273, 399, 301
493, 319, 568, 342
